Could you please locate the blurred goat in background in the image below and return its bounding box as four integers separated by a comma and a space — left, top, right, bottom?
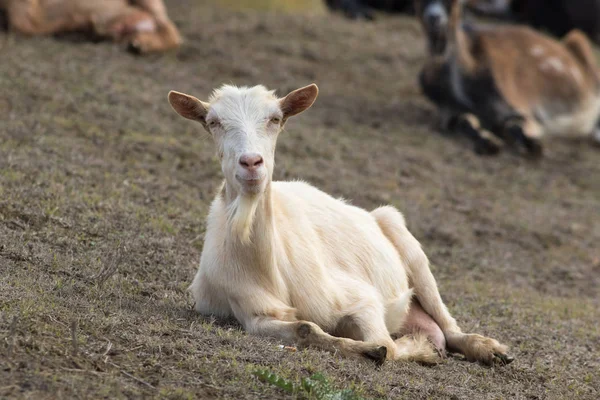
416, 0, 600, 156
325, 0, 600, 46
0, 0, 181, 53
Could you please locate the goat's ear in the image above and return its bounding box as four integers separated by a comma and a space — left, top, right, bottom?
280, 84, 319, 120
168, 91, 210, 126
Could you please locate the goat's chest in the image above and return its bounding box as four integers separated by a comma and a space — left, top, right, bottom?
450, 60, 474, 109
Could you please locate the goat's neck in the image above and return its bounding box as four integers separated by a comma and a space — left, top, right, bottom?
222, 180, 277, 270
447, 4, 477, 73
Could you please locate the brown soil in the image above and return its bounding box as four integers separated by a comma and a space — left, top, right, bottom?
1, 2, 599, 399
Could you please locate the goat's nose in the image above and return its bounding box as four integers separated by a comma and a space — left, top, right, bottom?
424, 2, 446, 29
239, 153, 264, 170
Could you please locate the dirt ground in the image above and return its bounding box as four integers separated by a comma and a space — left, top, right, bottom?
1, 1, 599, 399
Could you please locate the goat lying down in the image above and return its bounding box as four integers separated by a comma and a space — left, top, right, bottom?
416, 0, 600, 156
0, 0, 181, 53
168, 83, 512, 365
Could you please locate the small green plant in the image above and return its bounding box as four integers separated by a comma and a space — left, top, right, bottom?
253, 369, 364, 400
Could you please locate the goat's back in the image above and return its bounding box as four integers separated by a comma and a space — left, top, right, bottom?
469, 25, 600, 135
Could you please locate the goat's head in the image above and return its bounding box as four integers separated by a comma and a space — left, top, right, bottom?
414, 0, 461, 55
168, 84, 318, 198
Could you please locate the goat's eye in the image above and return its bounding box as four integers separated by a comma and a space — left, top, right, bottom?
208, 120, 220, 128
270, 117, 281, 125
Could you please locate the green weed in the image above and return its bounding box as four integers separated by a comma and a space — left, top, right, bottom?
253, 369, 364, 400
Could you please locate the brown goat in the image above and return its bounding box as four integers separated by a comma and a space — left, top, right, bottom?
416, 0, 600, 155
0, 0, 181, 53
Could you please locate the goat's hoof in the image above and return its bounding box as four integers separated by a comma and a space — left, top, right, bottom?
525, 140, 543, 159
503, 124, 525, 146
505, 124, 543, 158
362, 346, 387, 366
127, 41, 143, 55
474, 139, 501, 156
494, 352, 515, 366
454, 333, 511, 366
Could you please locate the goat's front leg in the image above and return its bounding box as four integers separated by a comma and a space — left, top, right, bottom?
451, 112, 504, 155
127, 20, 181, 53
245, 317, 388, 365
501, 116, 543, 158
419, 63, 503, 155
372, 206, 514, 366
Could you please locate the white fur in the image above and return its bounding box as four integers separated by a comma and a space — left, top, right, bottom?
134, 19, 156, 33
539, 57, 565, 74
424, 1, 448, 25
530, 45, 545, 57
541, 95, 600, 137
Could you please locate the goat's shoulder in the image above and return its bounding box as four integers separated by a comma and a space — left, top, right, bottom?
272, 180, 344, 207
271, 181, 371, 224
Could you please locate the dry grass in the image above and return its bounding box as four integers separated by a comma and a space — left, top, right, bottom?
1, 1, 599, 399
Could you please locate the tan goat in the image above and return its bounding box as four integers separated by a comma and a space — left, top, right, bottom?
0, 0, 181, 53
168, 83, 513, 366
416, 0, 600, 155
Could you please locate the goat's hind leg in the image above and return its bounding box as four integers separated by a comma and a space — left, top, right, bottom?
128, 0, 182, 52
397, 298, 446, 357
246, 317, 388, 365
90, 5, 154, 41
563, 29, 599, 79
89, 4, 178, 53
372, 206, 513, 366
337, 293, 440, 364
419, 62, 503, 155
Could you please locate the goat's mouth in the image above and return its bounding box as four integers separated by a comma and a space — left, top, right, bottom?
235, 174, 266, 193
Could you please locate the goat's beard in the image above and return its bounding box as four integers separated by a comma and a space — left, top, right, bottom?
226, 194, 260, 245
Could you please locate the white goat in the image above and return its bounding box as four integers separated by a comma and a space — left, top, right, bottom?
168, 84, 512, 365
